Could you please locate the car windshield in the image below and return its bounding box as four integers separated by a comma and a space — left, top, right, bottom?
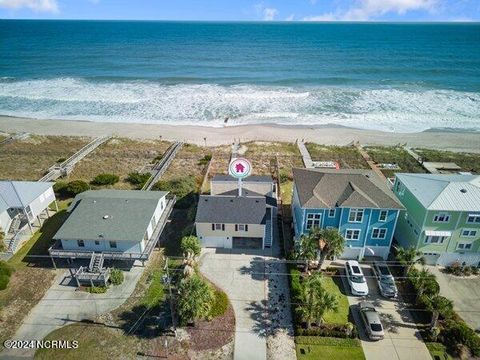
371, 323, 383, 332
378, 266, 391, 276
381, 277, 395, 286
351, 275, 365, 283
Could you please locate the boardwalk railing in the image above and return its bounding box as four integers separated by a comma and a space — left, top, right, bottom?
142, 142, 183, 191
39, 136, 111, 182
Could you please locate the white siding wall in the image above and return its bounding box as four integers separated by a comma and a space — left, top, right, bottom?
145, 197, 166, 239
60, 238, 143, 253
28, 187, 56, 220
0, 210, 12, 233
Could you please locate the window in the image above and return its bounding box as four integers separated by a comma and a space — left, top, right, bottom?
433, 213, 450, 223
348, 209, 364, 223
328, 209, 336, 218
77, 240, 85, 247
109, 241, 117, 248
372, 228, 387, 239
379, 210, 388, 222
345, 229, 361, 241
94, 240, 100, 245
212, 223, 225, 231
461, 229, 477, 238
396, 181, 404, 195
235, 224, 249, 232
457, 242, 472, 251
467, 214, 480, 224
425, 236, 447, 244
160, 201, 164, 210
150, 215, 156, 229
306, 213, 321, 230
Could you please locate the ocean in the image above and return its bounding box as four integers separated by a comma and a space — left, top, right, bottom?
1, 20, 479, 132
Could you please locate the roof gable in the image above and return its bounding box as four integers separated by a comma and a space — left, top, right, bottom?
0, 181, 54, 212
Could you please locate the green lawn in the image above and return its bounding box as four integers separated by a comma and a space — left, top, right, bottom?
365, 146, 426, 178
280, 180, 293, 205
295, 337, 365, 360
425, 342, 453, 360
304, 144, 369, 169
415, 148, 480, 173
322, 277, 350, 324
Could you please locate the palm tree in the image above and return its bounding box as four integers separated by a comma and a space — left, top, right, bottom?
317, 228, 345, 268
296, 272, 338, 328
409, 267, 439, 304
425, 295, 454, 328
295, 230, 320, 273
181, 235, 201, 260
395, 246, 425, 276
177, 275, 215, 326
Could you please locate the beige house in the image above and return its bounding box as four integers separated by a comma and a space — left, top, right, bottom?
195, 175, 277, 249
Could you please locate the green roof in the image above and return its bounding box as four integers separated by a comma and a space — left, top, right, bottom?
54, 190, 168, 242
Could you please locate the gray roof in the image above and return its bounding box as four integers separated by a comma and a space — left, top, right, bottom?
196, 195, 267, 224
54, 190, 168, 242
293, 168, 404, 210
0, 181, 54, 213
396, 173, 480, 211
218, 189, 277, 207
212, 175, 273, 183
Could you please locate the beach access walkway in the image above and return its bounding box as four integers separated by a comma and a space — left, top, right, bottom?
297, 140, 314, 168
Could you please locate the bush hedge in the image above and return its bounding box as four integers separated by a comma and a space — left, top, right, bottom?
153, 176, 197, 209
91, 173, 119, 186
442, 320, 480, 357
55, 180, 90, 198
0, 260, 13, 290
296, 323, 357, 339
208, 289, 229, 318
88, 286, 108, 294
126, 171, 151, 188
109, 268, 124, 286
198, 154, 212, 166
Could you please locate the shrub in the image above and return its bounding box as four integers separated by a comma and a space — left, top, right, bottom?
153, 177, 197, 209
289, 266, 302, 300
0, 260, 13, 290
65, 180, 90, 197
177, 275, 215, 325
198, 154, 212, 166
109, 268, 124, 286
442, 320, 480, 356
296, 323, 357, 339
208, 289, 229, 318
53, 181, 68, 196
126, 171, 151, 188
181, 235, 201, 258
88, 286, 108, 294
91, 173, 119, 186
57, 157, 66, 163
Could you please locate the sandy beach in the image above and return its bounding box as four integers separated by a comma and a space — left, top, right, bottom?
0, 115, 479, 152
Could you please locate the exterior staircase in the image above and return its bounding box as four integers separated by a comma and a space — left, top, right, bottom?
88, 253, 105, 273
264, 207, 273, 248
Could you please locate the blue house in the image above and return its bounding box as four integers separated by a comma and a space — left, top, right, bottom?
292, 168, 404, 260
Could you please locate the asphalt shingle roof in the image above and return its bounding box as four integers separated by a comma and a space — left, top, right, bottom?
212, 175, 273, 183
396, 173, 480, 211
54, 190, 168, 242
195, 195, 267, 224
293, 168, 404, 209
217, 189, 277, 207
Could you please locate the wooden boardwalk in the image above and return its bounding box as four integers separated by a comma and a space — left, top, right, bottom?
38, 136, 111, 182
142, 141, 183, 191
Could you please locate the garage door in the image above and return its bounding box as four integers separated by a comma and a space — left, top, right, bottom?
232, 237, 263, 249
201, 236, 227, 248
422, 252, 440, 265
340, 247, 362, 260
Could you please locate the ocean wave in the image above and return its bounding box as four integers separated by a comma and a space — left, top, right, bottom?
0, 77, 479, 133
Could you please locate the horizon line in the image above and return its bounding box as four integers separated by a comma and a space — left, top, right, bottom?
1, 18, 479, 23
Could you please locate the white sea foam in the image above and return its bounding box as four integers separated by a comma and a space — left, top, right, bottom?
0, 77, 479, 133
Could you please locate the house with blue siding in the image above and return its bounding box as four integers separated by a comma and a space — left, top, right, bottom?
292, 168, 404, 260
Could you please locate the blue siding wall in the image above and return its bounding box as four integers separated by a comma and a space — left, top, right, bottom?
338, 208, 371, 248
365, 209, 398, 247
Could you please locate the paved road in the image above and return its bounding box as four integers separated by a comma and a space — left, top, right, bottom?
337, 262, 431, 360
200, 247, 295, 360
429, 265, 480, 331
1, 264, 145, 359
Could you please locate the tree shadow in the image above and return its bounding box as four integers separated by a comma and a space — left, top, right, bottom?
238, 256, 266, 281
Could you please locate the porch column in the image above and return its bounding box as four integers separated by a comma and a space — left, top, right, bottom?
24, 209, 34, 235
50, 253, 57, 269
46, 208, 51, 218
37, 215, 43, 226
54, 201, 59, 212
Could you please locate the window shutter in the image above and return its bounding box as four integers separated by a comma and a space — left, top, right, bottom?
212, 224, 215, 231
245, 225, 249, 232
222, 224, 225, 231
235, 224, 238, 231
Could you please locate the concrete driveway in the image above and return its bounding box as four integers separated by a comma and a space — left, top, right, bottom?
337, 262, 431, 360
199, 247, 295, 360
428, 266, 480, 331
1, 263, 144, 359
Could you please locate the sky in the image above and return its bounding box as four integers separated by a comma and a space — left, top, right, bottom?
0, 0, 478, 21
